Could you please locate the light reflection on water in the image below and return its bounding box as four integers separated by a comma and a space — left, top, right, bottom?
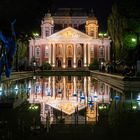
0, 75, 140, 125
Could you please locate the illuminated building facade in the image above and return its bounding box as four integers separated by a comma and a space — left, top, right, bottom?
29, 8, 111, 69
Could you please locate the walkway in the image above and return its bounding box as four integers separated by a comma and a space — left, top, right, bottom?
90, 70, 140, 91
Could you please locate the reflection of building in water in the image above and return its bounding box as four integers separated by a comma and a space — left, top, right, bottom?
28, 76, 111, 124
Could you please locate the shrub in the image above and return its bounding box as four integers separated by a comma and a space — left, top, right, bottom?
88, 59, 99, 70
135, 70, 140, 77
42, 62, 52, 70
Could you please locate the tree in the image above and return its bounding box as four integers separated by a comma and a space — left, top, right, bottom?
13, 33, 29, 71
108, 0, 140, 65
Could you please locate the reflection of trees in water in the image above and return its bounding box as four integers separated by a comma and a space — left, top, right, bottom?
108, 100, 124, 128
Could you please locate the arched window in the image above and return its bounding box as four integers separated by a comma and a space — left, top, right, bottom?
99, 46, 104, 58
58, 46, 61, 55
45, 46, 48, 57
68, 46, 72, 56
45, 27, 49, 36
78, 60, 82, 67
58, 60, 61, 67
77, 44, 81, 56
36, 47, 40, 57
90, 29, 94, 36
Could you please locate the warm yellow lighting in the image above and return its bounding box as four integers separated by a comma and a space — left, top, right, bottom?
63, 65, 66, 68
99, 32, 107, 37
33, 32, 39, 37
29, 104, 39, 110
99, 33, 103, 36
132, 105, 137, 110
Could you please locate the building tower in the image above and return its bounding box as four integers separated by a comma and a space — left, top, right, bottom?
85, 10, 98, 38
41, 12, 54, 38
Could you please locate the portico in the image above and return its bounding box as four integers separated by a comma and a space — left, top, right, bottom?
46, 27, 92, 69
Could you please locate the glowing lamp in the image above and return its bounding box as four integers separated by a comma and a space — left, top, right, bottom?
33, 32, 39, 37
80, 95, 85, 100
114, 95, 120, 100
29, 104, 39, 110
0, 86, 2, 96
99, 105, 107, 110
73, 65, 76, 68
0, 86, 2, 92
93, 91, 97, 99
137, 95, 140, 101
15, 85, 18, 90
58, 88, 62, 94
73, 91, 77, 96
131, 38, 136, 42
132, 106, 137, 110
47, 88, 51, 96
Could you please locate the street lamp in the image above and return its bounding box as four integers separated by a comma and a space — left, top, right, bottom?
131, 38, 136, 42
33, 61, 36, 74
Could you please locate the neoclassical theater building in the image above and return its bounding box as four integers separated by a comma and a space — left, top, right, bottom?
29, 8, 111, 69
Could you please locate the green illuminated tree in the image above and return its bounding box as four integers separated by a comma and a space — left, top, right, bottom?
108, 0, 140, 65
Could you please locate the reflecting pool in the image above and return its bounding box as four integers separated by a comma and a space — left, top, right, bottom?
0, 75, 140, 138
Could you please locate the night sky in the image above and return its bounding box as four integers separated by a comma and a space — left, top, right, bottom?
0, 0, 114, 34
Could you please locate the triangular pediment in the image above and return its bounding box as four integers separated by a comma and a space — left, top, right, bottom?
47, 27, 92, 42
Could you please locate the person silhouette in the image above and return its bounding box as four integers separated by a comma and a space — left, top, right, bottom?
0, 20, 16, 79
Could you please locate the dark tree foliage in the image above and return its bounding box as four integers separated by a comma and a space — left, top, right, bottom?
108, 0, 140, 65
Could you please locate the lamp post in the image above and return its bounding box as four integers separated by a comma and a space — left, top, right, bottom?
98, 32, 107, 71
33, 61, 36, 75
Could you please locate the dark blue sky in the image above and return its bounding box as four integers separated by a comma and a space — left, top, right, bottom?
0, 0, 114, 33
49, 0, 114, 31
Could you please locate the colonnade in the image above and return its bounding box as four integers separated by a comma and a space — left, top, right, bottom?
48, 43, 91, 68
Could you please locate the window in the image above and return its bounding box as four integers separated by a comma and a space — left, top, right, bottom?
46, 30, 49, 36
74, 24, 77, 28
64, 24, 67, 28
90, 29, 94, 36
99, 47, 104, 58
36, 47, 40, 57
58, 46, 61, 55
68, 46, 72, 56
45, 46, 48, 57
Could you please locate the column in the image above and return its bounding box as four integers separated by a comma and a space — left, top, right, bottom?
33, 40, 36, 58
52, 76, 55, 98
63, 44, 66, 68
84, 76, 87, 102
42, 102, 45, 116
52, 43, 55, 67
84, 77, 87, 95
74, 77, 76, 94
104, 45, 107, 62
88, 77, 91, 96
63, 77, 66, 99
108, 46, 110, 61
29, 43, 32, 63
84, 43, 87, 67
48, 44, 51, 64
73, 44, 76, 68
88, 43, 91, 65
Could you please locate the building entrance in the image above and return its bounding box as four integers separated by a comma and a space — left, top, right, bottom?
58, 60, 61, 68
78, 60, 82, 67
68, 59, 72, 68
